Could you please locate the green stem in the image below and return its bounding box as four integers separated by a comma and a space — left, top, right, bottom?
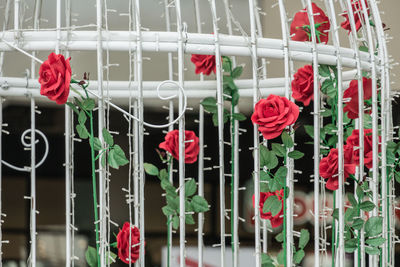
283, 155, 287, 267
89, 108, 100, 267
332, 193, 336, 267
166, 156, 173, 267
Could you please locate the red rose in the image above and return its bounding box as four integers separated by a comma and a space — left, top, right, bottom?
290, 3, 331, 44
291, 65, 314, 106
341, 0, 369, 33
345, 129, 381, 169
343, 77, 372, 119
251, 95, 299, 140
38, 53, 71, 104
191, 54, 216, 75
252, 190, 284, 228
116, 222, 141, 264
159, 130, 200, 164
319, 145, 355, 191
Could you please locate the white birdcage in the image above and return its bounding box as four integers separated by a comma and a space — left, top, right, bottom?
0, 0, 395, 267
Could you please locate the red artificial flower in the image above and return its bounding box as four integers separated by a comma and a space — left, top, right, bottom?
159, 130, 200, 164
345, 129, 381, 169
290, 3, 331, 44
251, 95, 299, 140
116, 222, 141, 264
291, 65, 314, 106
252, 190, 284, 228
319, 145, 356, 191
38, 52, 71, 104
343, 77, 372, 119
341, 0, 369, 33
191, 54, 216, 75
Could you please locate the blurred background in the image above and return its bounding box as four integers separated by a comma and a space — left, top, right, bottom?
0, 0, 399, 266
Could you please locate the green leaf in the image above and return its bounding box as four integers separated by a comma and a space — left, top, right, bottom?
263, 195, 282, 217
191, 195, 209, 212
277, 250, 284, 265
231, 90, 239, 107
259, 146, 278, 169
293, 249, 305, 264
172, 215, 179, 229
261, 253, 274, 267
320, 109, 332, 117
185, 214, 195, 225
92, 137, 102, 151
161, 179, 176, 195
348, 193, 357, 207
365, 246, 380, 255
365, 216, 383, 237
360, 201, 375, 212
288, 150, 304, 159
185, 179, 197, 197
83, 98, 95, 111
395, 171, 400, 184
108, 145, 129, 169
366, 237, 385, 247
85, 246, 98, 267
159, 169, 168, 180
281, 131, 294, 148
212, 109, 229, 126
106, 251, 117, 265
166, 196, 179, 211
222, 56, 232, 72
143, 163, 159, 176
76, 124, 89, 139
274, 167, 287, 187
364, 113, 372, 129
352, 218, 364, 231
232, 66, 243, 79
66, 102, 79, 115
356, 185, 364, 200
275, 232, 284, 242
162, 205, 175, 216
232, 113, 246, 121
201, 97, 218, 113
102, 128, 114, 146
345, 207, 355, 222
345, 238, 358, 253
185, 200, 193, 212
359, 45, 369, 52
304, 125, 314, 139
271, 143, 286, 157
268, 178, 282, 192
321, 79, 334, 96
78, 110, 87, 125
332, 208, 339, 220
299, 229, 310, 250
319, 64, 331, 77
323, 123, 337, 135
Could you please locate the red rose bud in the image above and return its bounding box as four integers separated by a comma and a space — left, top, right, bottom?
341, 0, 369, 34
116, 222, 141, 264
252, 190, 284, 228
251, 95, 299, 140
159, 130, 200, 164
290, 3, 331, 44
291, 65, 314, 106
345, 129, 381, 169
343, 77, 372, 119
39, 53, 72, 104
319, 145, 355, 191
191, 54, 216, 75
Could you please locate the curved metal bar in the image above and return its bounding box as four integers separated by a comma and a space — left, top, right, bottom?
2, 128, 49, 172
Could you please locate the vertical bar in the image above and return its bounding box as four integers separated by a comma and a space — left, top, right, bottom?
30, 98, 36, 267
133, 0, 145, 266
277, 1, 293, 265
208, 1, 225, 266
303, 1, 321, 266
248, 0, 260, 266
95, 0, 106, 265
14, 0, 19, 32
0, 97, 2, 265
174, 0, 186, 266
0, 0, 12, 77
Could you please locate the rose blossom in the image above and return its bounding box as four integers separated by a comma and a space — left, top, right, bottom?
251, 95, 299, 140
191, 54, 216, 75
341, 0, 369, 33
38, 52, 72, 104
116, 222, 141, 264
159, 130, 200, 164
290, 3, 331, 44
345, 129, 381, 169
343, 77, 372, 119
291, 65, 314, 106
252, 190, 284, 228
319, 145, 356, 191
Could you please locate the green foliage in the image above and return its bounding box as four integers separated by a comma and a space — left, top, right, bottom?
76, 124, 89, 139
271, 143, 286, 157
85, 246, 98, 267
102, 128, 114, 146
108, 145, 129, 169
260, 145, 279, 169
365, 216, 383, 237
281, 131, 294, 148
263, 195, 282, 216
318, 64, 331, 77
293, 249, 305, 264
288, 150, 304, 159
185, 179, 197, 197
299, 229, 310, 250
